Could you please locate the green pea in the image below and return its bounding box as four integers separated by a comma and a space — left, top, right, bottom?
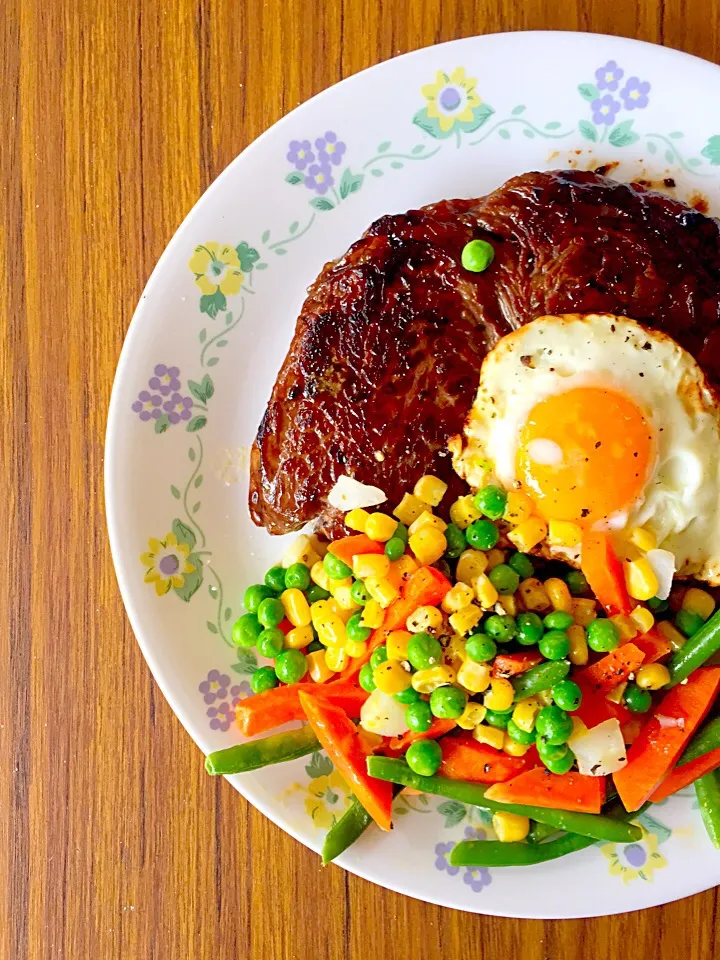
539, 629, 570, 661
536, 739, 569, 766
284, 562, 311, 591
257, 627, 285, 659
444, 523, 467, 560
406, 699, 433, 733
251, 665, 279, 694
543, 744, 575, 775
407, 632, 443, 671
565, 569, 589, 597
536, 705, 573, 746
587, 618, 620, 653
429, 685, 467, 719
406, 739, 443, 777
552, 679, 582, 712
544, 610, 574, 631
647, 596, 669, 613
306, 583, 330, 604
323, 551, 353, 581
466, 518, 499, 551
624, 682, 652, 714
232, 613, 262, 648
264, 565, 287, 593
509, 552, 534, 579
485, 708, 512, 730
507, 719, 536, 745
675, 608, 705, 638
384, 537, 406, 561
243, 583, 275, 614
465, 633, 497, 663
257, 597, 286, 628
369, 645, 389, 670
489, 564, 520, 596
307, 639, 324, 654
394, 523, 409, 545
461, 238, 495, 273
516, 612, 544, 646
394, 686, 421, 704
351, 580, 372, 606
473, 484, 507, 521
484, 614, 517, 643
274, 649, 308, 684
359, 662, 376, 693
346, 612, 372, 643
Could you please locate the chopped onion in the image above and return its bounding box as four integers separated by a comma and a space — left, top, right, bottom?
656, 714, 685, 730
568, 718, 628, 777
327, 476, 387, 511
360, 689, 409, 738
645, 548, 676, 601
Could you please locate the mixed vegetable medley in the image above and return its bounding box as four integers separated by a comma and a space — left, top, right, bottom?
206, 476, 720, 867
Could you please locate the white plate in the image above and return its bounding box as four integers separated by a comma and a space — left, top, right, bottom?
106, 31, 720, 917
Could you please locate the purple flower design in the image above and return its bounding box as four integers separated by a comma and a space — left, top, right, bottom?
434, 841, 460, 876
591, 94, 621, 126
148, 364, 181, 396
132, 390, 163, 421
207, 701, 235, 732
314, 131, 346, 167
464, 825, 485, 841
163, 392, 193, 424
595, 60, 624, 92
304, 162, 334, 195
620, 77, 651, 110
287, 139, 315, 171
231, 681, 253, 708
463, 866, 492, 893
198, 669, 231, 705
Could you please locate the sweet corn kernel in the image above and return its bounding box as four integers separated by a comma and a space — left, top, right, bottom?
360, 599, 385, 630
365, 576, 400, 608
504, 739, 532, 758
392, 554, 418, 580
345, 639, 368, 659
365, 512, 398, 543
571, 598, 598, 627
519, 578, 550, 612
413, 475, 448, 507
393, 493, 429, 526
567, 624, 589, 666
411, 665, 457, 694
408, 510, 447, 536
282, 534, 320, 569
536, 689, 554, 706
484, 677, 515, 712
386, 630, 412, 661
512, 697, 542, 733
475, 574, 499, 610
503, 490, 535, 526
682, 588, 716, 621
325, 647, 349, 672
473, 724, 505, 750
280, 588, 312, 627
610, 614, 638, 641
548, 520, 583, 548
636, 663, 671, 690
307, 649, 336, 683
507, 517, 548, 553
285, 625, 314, 649
545, 577, 573, 613
630, 605, 655, 634
310, 560, 332, 592
571, 716, 589, 738
344, 508, 370, 533
327, 576, 353, 598
311, 599, 335, 628
409, 527, 447, 565
456, 549, 488, 586
496, 595, 518, 618
442, 583, 475, 613
353, 553, 391, 579
486, 548, 506, 570
449, 495, 483, 531
657, 620, 687, 651
449, 604, 483, 636
406, 604, 444, 634
457, 703, 488, 730
629, 526, 657, 552
605, 681, 628, 704
447, 634, 469, 665
373, 659, 412, 695
492, 811, 530, 842
624, 558, 659, 602
317, 617, 347, 648
332, 585, 361, 612
457, 659, 492, 693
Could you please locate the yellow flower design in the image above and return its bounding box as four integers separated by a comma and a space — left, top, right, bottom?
188, 243, 244, 297
421, 67, 482, 133
140, 532, 196, 596
304, 771, 351, 829
600, 826, 668, 884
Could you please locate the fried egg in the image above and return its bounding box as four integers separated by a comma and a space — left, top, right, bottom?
452, 313, 720, 584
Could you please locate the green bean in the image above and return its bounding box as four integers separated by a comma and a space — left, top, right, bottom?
527, 820, 559, 844
512, 660, 570, 700
322, 796, 373, 865
205, 725, 319, 775
678, 717, 720, 766
366, 757, 641, 843
696, 772, 720, 848
668, 607, 720, 685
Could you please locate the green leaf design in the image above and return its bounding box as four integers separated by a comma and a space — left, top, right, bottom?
187, 415, 207, 433
647, 140, 658, 155
261, 230, 270, 243
289, 221, 299, 234
206, 357, 219, 367
274, 249, 287, 256
412, 107, 454, 140
201, 374, 214, 400
206, 621, 218, 634
174, 554, 203, 602
687, 158, 702, 167
390, 161, 403, 169
216, 339, 228, 347
638, 812, 672, 845
545, 121, 562, 130
371, 169, 383, 177
285, 171, 304, 185
309, 196, 335, 211
579, 120, 597, 142
608, 119, 639, 148
339, 168, 364, 199
411, 144, 425, 154
236, 241, 260, 272
665, 148, 675, 163
234, 648, 259, 674
199, 329, 207, 344
523, 129, 535, 139
456, 102, 494, 133
199, 289, 226, 319
437, 800, 467, 828
395, 805, 409, 816
498, 128, 511, 140
378, 141, 391, 153
225, 313, 233, 325
188, 379, 206, 403
172, 518, 196, 549
701, 135, 720, 164
223, 606, 232, 621
188, 447, 196, 462
194, 474, 203, 488
578, 83, 600, 101
154, 414, 170, 434
305, 752, 334, 779
668, 131, 684, 139
192, 502, 201, 514
255, 262, 268, 270
511, 104, 526, 116
170, 484, 181, 499
208, 584, 218, 598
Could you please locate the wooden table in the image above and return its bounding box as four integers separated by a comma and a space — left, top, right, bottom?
3, 1, 719, 957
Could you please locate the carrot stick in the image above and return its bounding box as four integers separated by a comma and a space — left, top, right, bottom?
236, 680, 368, 737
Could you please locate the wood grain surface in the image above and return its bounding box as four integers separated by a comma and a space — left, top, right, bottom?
2, 1, 719, 958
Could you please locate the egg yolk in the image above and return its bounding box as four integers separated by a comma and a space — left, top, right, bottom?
516, 386, 654, 525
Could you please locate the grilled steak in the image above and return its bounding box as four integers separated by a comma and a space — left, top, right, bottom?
250, 169, 720, 535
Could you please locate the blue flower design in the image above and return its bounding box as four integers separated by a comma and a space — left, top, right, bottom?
595, 60, 624, 92
434, 841, 460, 876
304, 162, 334, 195
315, 131, 347, 167
591, 94, 622, 126
620, 77, 651, 110
287, 139, 315, 171
463, 866, 492, 892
